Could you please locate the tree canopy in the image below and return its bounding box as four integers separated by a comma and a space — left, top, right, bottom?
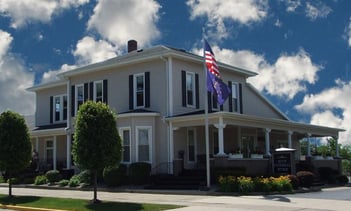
0, 110, 32, 196
72, 101, 122, 203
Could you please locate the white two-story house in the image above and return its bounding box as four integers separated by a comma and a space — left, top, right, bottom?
27, 40, 344, 176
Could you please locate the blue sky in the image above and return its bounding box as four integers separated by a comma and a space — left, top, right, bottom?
0, 0, 350, 144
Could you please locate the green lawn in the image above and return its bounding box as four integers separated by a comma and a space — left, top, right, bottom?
0, 194, 182, 211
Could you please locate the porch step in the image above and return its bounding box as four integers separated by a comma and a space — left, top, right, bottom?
145, 170, 207, 190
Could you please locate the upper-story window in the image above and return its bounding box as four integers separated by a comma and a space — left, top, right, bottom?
181, 70, 199, 108
129, 72, 150, 110
211, 93, 218, 110
94, 80, 103, 102
231, 82, 240, 113
75, 84, 85, 114
186, 72, 195, 107
51, 94, 67, 123
135, 73, 145, 108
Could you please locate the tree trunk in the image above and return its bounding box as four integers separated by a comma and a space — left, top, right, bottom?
8, 172, 12, 197
92, 170, 100, 203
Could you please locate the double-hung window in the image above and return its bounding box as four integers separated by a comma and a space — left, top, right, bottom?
186, 72, 195, 107
94, 80, 103, 102
231, 82, 240, 112
120, 128, 131, 163
134, 73, 145, 108
75, 84, 84, 114
45, 140, 54, 165
53, 95, 67, 122
187, 128, 196, 162
136, 126, 152, 162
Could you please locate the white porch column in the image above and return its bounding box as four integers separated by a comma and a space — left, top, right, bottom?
214, 117, 226, 156
168, 122, 174, 174
265, 128, 271, 156
307, 133, 312, 157
53, 135, 57, 170
288, 131, 293, 148
335, 136, 340, 157
66, 133, 71, 169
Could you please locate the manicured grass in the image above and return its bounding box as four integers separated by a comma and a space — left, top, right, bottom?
0, 194, 182, 211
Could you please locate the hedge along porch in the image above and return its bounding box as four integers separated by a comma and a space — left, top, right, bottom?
166, 111, 344, 176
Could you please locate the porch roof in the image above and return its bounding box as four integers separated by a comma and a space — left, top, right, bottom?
30, 123, 67, 137
165, 111, 345, 138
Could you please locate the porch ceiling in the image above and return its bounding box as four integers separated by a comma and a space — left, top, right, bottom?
165, 111, 345, 137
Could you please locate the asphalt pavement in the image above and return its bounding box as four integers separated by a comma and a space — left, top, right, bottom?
0, 185, 350, 210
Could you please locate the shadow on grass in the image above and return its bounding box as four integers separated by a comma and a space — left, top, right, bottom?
0, 195, 41, 205
85, 202, 143, 211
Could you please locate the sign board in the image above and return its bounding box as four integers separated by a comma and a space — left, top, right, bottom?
272, 147, 296, 175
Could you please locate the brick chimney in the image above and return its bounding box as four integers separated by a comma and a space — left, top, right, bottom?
127, 40, 137, 53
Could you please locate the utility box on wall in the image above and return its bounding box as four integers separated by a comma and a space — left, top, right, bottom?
272, 147, 296, 175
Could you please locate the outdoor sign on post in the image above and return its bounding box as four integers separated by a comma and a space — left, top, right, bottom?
272, 147, 296, 175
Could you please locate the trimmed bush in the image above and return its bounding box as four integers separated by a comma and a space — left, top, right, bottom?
68, 175, 80, 187
288, 174, 299, 190
129, 162, 151, 185
58, 179, 69, 187
77, 170, 92, 185
103, 164, 127, 187
34, 175, 47, 185
296, 171, 315, 188
46, 170, 62, 184
0, 176, 4, 183
336, 175, 349, 185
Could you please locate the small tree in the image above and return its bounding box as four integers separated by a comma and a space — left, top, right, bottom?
0, 111, 32, 197
72, 101, 122, 203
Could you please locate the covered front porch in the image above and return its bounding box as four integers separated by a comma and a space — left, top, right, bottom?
166, 111, 344, 176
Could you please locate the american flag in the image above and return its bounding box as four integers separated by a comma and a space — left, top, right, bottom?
204, 39, 230, 105
204, 40, 220, 77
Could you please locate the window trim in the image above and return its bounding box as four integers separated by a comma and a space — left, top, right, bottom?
186, 72, 196, 108
231, 82, 240, 113
75, 84, 84, 115
136, 126, 152, 163
53, 94, 67, 123
134, 73, 145, 108
45, 139, 54, 165
119, 127, 131, 164
93, 80, 104, 102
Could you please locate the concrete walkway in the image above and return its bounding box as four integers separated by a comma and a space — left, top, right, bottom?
1, 186, 351, 210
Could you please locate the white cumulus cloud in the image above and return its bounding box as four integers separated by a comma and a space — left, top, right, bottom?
305, 1, 332, 21
41, 36, 118, 83
0, 30, 35, 115
0, 0, 89, 28
187, 0, 268, 40
346, 17, 351, 47
193, 45, 321, 100
295, 80, 351, 145
87, 0, 161, 50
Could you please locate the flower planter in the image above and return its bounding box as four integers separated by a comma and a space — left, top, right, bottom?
313, 155, 324, 160
250, 154, 263, 159
229, 153, 243, 159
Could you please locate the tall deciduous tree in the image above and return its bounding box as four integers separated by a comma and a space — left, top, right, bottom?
0, 111, 32, 197
72, 101, 122, 203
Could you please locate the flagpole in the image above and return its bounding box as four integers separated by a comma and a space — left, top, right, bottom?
203, 36, 211, 189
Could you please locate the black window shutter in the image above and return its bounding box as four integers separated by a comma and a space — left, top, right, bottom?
103, 79, 108, 104
228, 81, 233, 112
129, 75, 134, 110
181, 71, 186, 107
239, 83, 243, 114
89, 82, 93, 101
50, 96, 53, 123
71, 85, 75, 116
145, 72, 150, 108
195, 73, 199, 109
84, 83, 89, 102
207, 91, 212, 112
